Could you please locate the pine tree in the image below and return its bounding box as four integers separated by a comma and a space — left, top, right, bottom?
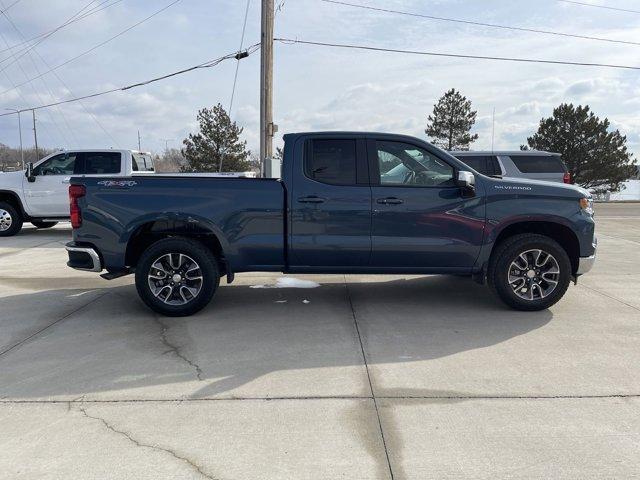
426, 88, 479, 151
181, 103, 251, 172
526, 104, 635, 192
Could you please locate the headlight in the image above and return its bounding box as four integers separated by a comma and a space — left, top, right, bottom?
580, 197, 594, 216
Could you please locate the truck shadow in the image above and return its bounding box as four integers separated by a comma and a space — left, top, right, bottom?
0, 275, 553, 400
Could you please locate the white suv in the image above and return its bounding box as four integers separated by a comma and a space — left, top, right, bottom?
0, 149, 154, 236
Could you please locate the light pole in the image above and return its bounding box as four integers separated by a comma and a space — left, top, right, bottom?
5, 108, 24, 169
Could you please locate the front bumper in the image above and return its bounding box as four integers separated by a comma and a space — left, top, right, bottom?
66, 242, 103, 272
576, 237, 597, 275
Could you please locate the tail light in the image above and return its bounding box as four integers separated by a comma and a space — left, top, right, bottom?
563, 172, 572, 184
69, 185, 86, 229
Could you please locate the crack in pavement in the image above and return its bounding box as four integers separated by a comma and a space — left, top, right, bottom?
76, 404, 217, 480
152, 315, 204, 381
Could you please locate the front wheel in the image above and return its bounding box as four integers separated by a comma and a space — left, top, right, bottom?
31, 221, 58, 229
488, 234, 572, 311
0, 202, 23, 237
135, 237, 219, 317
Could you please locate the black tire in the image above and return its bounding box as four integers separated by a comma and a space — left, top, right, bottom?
0, 201, 23, 237
31, 221, 58, 229
488, 233, 572, 311
135, 237, 219, 317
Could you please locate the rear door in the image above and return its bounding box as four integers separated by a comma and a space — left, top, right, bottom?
369, 138, 485, 269
289, 137, 372, 267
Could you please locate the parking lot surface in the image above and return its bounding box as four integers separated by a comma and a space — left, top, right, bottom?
1, 203, 639, 479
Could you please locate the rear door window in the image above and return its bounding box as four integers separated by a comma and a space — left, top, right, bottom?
509, 155, 566, 173
79, 152, 121, 174
306, 139, 357, 185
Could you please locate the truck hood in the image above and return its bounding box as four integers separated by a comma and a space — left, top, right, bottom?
488, 176, 590, 199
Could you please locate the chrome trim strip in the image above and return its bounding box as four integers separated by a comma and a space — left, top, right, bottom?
65, 245, 102, 272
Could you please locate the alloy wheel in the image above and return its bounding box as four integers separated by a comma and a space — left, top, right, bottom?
147, 253, 203, 306
508, 249, 560, 301
0, 209, 12, 231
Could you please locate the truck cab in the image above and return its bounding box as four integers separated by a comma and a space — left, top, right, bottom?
0, 149, 154, 236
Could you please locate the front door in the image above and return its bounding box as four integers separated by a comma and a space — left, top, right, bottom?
369, 139, 485, 270
23, 152, 80, 216
289, 137, 372, 267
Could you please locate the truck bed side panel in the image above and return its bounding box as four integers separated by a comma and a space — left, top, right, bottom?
72, 176, 285, 272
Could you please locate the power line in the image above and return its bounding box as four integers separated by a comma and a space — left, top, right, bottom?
0, 44, 260, 117
0, 0, 87, 146
275, 37, 640, 70
0, 0, 20, 14
558, 0, 640, 14
318, 0, 640, 47
0, 0, 119, 147
0, 0, 123, 57
229, 0, 252, 116
0, 0, 101, 70
0, 0, 183, 97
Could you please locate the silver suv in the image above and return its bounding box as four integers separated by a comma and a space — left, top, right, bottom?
452, 151, 571, 184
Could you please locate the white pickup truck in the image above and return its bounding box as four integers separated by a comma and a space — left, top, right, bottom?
0, 149, 155, 236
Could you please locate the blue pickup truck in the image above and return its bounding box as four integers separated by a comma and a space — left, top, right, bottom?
66, 132, 596, 316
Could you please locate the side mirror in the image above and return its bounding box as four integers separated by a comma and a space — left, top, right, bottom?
25, 162, 35, 183
457, 170, 475, 188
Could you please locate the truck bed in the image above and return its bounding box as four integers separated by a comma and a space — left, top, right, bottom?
73, 175, 285, 272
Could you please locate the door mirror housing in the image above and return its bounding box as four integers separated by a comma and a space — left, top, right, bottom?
25, 162, 36, 183
457, 170, 475, 189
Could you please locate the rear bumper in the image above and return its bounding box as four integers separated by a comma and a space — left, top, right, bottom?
576, 238, 597, 275
66, 242, 103, 272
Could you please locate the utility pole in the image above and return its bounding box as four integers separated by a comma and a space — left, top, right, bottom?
137, 130, 142, 151
5, 108, 23, 169
31, 109, 39, 160
260, 0, 276, 176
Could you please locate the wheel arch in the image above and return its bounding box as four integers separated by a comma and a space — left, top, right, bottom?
491, 220, 581, 274
0, 190, 26, 217
124, 214, 231, 278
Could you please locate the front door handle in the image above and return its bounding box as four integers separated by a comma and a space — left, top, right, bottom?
376, 197, 403, 205
298, 195, 326, 204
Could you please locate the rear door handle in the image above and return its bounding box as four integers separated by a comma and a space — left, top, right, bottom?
298, 196, 326, 204
376, 197, 403, 205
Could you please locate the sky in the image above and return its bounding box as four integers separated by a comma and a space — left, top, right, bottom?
0, 0, 639, 157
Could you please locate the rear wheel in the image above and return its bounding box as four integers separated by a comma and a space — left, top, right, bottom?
31, 220, 58, 229
0, 201, 23, 237
488, 234, 571, 311
135, 237, 219, 317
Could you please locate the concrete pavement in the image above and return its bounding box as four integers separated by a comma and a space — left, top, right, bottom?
0, 208, 639, 479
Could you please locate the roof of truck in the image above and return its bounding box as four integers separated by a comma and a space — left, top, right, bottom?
452, 150, 560, 156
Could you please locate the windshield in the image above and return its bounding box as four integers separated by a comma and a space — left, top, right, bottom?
132, 152, 155, 172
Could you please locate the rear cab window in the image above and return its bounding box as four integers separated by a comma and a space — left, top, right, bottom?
132, 152, 155, 172
509, 154, 566, 173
